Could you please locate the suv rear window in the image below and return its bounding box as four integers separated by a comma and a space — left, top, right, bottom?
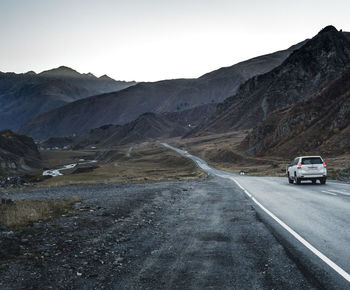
301, 157, 322, 165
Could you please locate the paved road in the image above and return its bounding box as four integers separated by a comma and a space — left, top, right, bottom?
163, 143, 350, 289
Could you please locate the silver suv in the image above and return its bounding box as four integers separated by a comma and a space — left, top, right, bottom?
287, 156, 327, 185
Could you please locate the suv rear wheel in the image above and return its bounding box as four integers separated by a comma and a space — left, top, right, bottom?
294, 173, 301, 185
320, 178, 326, 185
288, 173, 293, 184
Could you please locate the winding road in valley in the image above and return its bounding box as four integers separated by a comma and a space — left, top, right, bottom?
163, 143, 350, 289
2, 144, 350, 289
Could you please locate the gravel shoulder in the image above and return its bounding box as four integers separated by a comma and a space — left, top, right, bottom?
0, 176, 316, 289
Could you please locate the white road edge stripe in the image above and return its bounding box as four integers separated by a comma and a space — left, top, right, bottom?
230, 177, 350, 283
322, 191, 337, 196
328, 189, 350, 196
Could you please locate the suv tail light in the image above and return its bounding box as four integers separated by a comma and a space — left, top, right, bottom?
297, 162, 302, 169
323, 161, 326, 167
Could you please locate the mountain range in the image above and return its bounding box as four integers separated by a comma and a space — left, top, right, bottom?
18, 42, 306, 139
0, 66, 136, 130
189, 26, 350, 136
6, 25, 350, 162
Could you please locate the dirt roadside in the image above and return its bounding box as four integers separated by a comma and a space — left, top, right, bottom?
0, 177, 316, 289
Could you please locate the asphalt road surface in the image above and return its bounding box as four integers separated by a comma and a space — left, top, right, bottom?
163, 143, 350, 289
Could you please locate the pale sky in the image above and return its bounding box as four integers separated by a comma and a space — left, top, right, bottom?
1, 0, 350, 82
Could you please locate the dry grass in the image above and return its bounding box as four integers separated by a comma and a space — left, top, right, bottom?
0, 197, 81, 228
325, 154, 350, 180
36, 143, 205, 187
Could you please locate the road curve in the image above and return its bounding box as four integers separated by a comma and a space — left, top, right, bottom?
163, 143, 350, 289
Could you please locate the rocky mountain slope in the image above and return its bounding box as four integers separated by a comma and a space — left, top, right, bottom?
0, 66, 136, 130
190, 26, 350, 136
163, 103, 216, 127
19, 42, 306, 140
0, 130, 41, 175
242, 68, 350, 157
73, 112, 190, 148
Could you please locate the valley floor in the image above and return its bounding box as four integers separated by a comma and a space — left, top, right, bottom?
33, 143, 205, 188
0, 177, 315, 289
1, 138, 349, 289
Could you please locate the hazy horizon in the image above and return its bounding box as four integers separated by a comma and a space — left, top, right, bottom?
1, 0, 350, 82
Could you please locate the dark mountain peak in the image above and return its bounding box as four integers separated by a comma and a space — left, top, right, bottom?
56, 65, 76, 72
99, 74, 114, 81
284, 24, 350, 67
85, 72, 96, 78
318, 25, 338, 35
25, 70, 36, 75
39, 66, 81, 78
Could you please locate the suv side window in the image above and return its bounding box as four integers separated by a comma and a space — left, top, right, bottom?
293, 158, 299, 165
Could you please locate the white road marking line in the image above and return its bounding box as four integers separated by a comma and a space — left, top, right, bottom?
230, 177, 350, 283
322, 191, 337, 196
328, 189, 350, 196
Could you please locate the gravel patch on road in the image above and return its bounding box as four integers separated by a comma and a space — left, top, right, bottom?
0, 177, 316, 289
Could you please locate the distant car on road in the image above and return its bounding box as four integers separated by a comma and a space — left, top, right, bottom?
286, 156, 327, 185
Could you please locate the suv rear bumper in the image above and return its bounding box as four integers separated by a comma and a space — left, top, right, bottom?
299, 175, 326, 180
